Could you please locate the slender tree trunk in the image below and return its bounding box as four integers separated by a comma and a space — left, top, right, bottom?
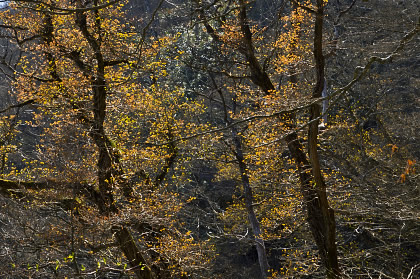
232, 126, 270, 279
211, 73, 270, 278
307, 1, 340, 277
201, 0, 340, 276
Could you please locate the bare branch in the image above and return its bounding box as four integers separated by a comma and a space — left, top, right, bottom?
0, 99, 35, 114
334, 0, 357, 25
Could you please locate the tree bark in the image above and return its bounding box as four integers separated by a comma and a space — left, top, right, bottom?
238, 0, 275, 95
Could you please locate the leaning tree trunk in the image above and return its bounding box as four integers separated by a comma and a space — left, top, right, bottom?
232, 126, 270, 279
113, 226, 155, 279
210, 73, 270, 278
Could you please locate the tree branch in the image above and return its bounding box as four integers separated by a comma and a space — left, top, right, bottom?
290, 0, 316, 14
148, 18, 419, 147
0, 99, 35, 114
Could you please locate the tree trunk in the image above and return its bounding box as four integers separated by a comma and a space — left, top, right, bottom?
306, 1, 340, 277
235, 1, 340, 277
232, 126, 270, 279
210, 72, 270, 278
74, 6, 155, 278
113, 226, 155, 279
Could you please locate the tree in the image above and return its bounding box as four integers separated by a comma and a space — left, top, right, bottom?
0, 0, 211, 278
1, 0, 419, 278
188, 0, 340, 277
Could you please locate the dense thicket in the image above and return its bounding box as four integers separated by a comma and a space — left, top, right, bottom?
1, 0, 419, 278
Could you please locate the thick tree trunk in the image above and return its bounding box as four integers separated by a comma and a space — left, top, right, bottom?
287, 130, 339, 278
90, 76, 117, 213
75, 6, 117, 213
